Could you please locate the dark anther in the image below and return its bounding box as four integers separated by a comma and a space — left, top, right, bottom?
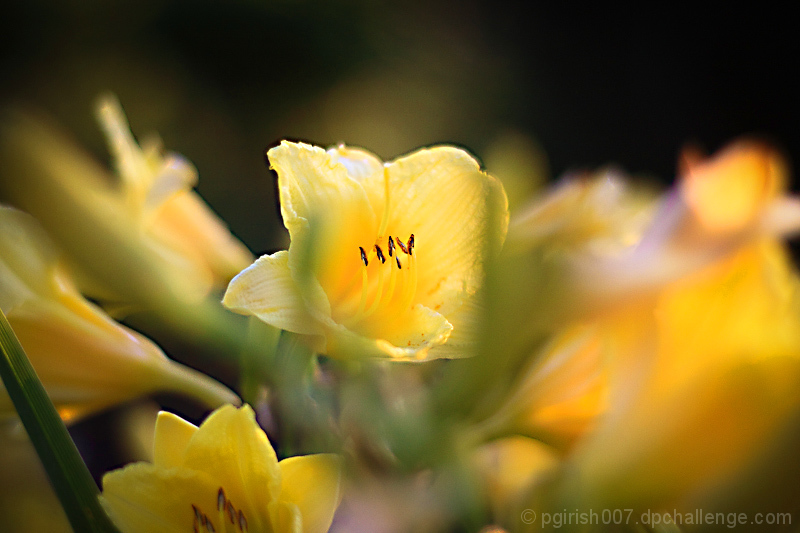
407, 234, 414, 255
375, 244, 386, 263
388, 236, 395, 257
217, 488, 226, 511
359, 246, 368, 267
396, 256, 402, 269
396, 237, 409, 255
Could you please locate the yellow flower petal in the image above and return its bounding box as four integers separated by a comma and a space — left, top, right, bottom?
269, 500, 303, 533
182, 405, 281, 520
101, 464, 218, 533
269, 141, 378, 298
681, 140, 785, 234
326, 303, 452, 360
152, 411, 198, 469
278, 454, 343, 533
224, 251, 324, 337
384, 146, 508, 313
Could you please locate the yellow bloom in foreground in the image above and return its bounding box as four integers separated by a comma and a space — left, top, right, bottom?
224, 142, 508, 360
101, 404, 343, 533
0, 206, 238, 422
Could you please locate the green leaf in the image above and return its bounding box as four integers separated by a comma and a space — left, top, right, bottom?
0, 308, 121, 533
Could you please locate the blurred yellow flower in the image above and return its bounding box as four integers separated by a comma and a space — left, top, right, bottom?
224, 141, 508, 360
95, 95, 254, 294
680, 140, 786, 235
0, 97, 252, 310
0, 206, 238, 422
573, 141, 800, 301
483, 324, 609, 451
101, 404, 343, 533
503, 141, 800, 510
567, 240, 800, 508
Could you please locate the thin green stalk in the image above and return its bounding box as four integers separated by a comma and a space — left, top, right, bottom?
0, 309, 120, 533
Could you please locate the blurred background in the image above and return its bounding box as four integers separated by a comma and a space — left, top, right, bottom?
1, 1, 797, 256
1, 3, 799, 530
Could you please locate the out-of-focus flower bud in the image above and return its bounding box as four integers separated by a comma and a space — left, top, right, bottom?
0, 206, 239, 422
478, 324, 608, 451
0, 97, 252, 311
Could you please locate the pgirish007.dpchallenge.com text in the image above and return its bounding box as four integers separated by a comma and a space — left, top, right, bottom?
521, 508, 792, 528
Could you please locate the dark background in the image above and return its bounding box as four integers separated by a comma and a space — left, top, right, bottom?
1, 1, 797, 254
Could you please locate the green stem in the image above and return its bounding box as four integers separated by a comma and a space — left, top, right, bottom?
0, 309, 121, 533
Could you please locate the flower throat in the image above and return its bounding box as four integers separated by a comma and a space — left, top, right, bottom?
346, 166, 418, 327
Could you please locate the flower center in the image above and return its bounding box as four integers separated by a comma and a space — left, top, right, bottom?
345, 233, 417, 327
191, 487, 249, 533
342, 166, 419, 327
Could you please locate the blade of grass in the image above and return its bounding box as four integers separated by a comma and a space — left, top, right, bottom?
0, 308, 120, 533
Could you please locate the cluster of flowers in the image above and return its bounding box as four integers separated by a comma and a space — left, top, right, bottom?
2, 96, 800, 532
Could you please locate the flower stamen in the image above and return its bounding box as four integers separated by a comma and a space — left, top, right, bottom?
346, 234, 417, 327
204, 486, 248, 533
396, 237, 409, 255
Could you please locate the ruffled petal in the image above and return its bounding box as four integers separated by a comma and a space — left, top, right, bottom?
268, 141, 378, 298
182, 405, 281, 523
278, 454, 343, 533
383, 146, 508, 308
328, 303, 452, 360
152, 411, 198, 469
223, 251, 324, 336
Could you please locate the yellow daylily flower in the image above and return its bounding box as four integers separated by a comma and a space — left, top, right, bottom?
0, 206, 238, 422
101, 404, 343, 533
224, 141, 508, 360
